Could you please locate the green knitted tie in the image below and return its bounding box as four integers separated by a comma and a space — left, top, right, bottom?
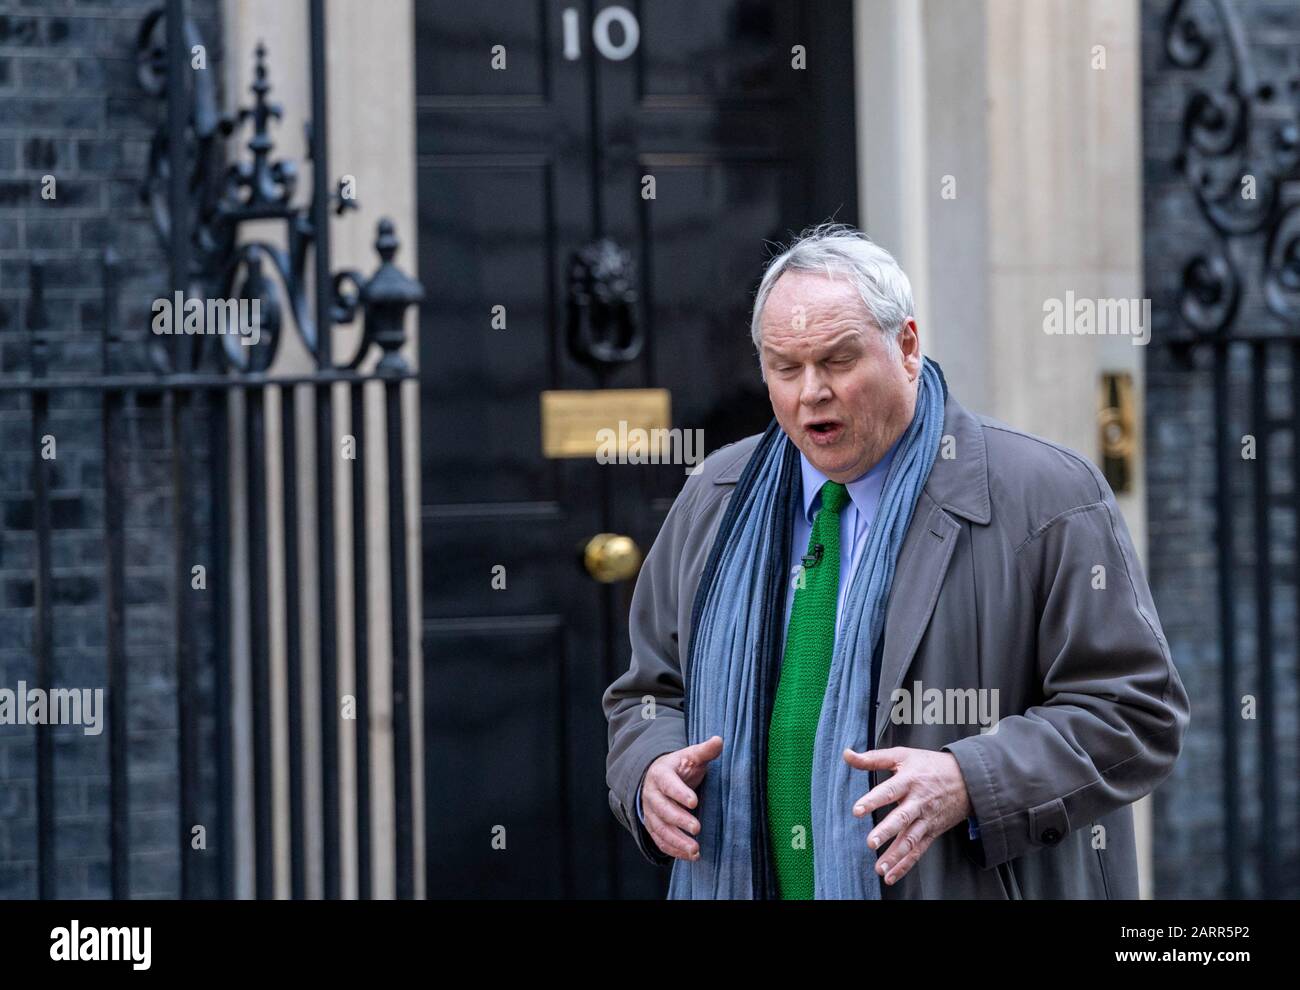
767, 480, 849, 899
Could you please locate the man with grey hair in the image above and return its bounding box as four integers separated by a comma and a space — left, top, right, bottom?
603, 222, 1189, 899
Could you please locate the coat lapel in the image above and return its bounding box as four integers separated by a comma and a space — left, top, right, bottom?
873, 498, 960, 745
872, 391, 991, 747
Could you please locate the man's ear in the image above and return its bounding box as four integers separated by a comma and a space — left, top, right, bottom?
899, 318, 922, 377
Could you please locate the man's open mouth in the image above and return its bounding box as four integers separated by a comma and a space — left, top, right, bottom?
806, 420, 844, 443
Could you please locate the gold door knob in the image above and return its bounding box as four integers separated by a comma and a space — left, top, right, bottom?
583, 533, 643, 583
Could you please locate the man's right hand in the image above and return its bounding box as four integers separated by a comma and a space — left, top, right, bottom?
640, 735, 724, 860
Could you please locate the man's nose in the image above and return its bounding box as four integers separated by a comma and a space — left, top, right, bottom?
799, 368, 831, 404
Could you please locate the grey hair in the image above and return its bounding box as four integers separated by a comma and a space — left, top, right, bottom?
749, 222, 917, 366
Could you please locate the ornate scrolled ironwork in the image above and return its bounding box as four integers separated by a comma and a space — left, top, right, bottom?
1263, 203, 1300, 322
137, 9, 420, 374
1179, 249, 1241, 332
1164, 0, 1300, 335
136, 9, 224, 259
218, 242, 296, 373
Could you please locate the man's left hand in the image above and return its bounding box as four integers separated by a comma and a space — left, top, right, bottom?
842, 746, 971, 886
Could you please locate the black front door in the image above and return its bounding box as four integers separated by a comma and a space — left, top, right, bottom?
415, 0, 857, 898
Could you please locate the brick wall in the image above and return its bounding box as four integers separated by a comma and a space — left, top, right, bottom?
1142, 0, 1300, 897
0, 0, 222, 898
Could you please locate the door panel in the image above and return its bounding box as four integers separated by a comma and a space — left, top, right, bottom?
417, 163, 564, 505
424, 618, 568, 898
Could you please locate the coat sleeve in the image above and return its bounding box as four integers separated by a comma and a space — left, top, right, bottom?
942, 490, 1190, 869
601, 471, 705, 867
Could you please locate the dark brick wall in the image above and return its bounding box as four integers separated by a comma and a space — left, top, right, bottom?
1143, 0, 1300, 897
0, 0, 222, 898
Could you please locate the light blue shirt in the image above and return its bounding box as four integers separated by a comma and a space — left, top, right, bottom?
636, 435, 980, 844
780, 437, 900, 654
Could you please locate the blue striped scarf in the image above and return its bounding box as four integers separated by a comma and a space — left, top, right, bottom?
667, 357, 947, 899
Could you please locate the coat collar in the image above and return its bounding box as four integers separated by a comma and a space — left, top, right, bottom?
923, 390, 991, 525
714, 390, 991, 526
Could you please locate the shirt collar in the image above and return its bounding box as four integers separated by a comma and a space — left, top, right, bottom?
799, 433, 901, 525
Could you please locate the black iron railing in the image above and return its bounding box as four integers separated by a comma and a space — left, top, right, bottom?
1161, 0, 1300, 899
4, 0, 422, 899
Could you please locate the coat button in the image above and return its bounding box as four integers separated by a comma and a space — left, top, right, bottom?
1040, 827, 1061, 844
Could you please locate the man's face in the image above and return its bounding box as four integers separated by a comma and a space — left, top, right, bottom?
759, 271, 921, 483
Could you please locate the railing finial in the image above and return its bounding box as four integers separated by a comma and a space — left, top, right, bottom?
362, 219, 423, 374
